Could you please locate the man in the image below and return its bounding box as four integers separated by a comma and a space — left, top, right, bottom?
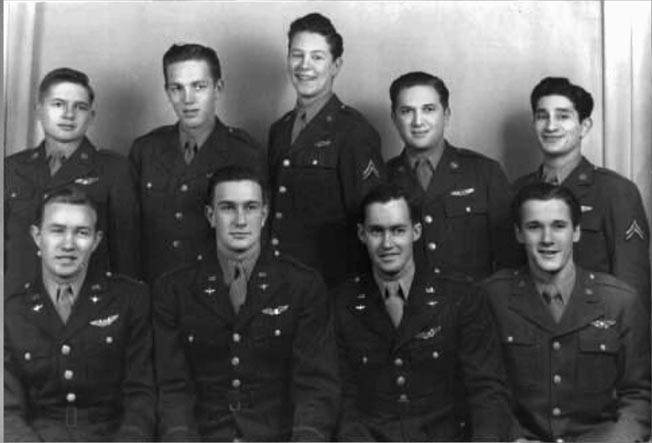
129, 43, 262, 283
333, 183, 515, 441
5, 67, 140, 296
484, 182, 651, 442
4, 186, 155, 441
154, 166, 339, 441
268, 12, 385, 289
514, 76, 650, 310
386, 71, 519, 282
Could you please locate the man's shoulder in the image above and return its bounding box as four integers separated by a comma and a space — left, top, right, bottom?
221, 124, 260, 150
333, 102, 378, 135
132, 124, 178, 146
271, 252, 324, 282
589, 270, 638, 298
481, 268, 521, 294
590, 164, 640, 193
5, 146, 41, 166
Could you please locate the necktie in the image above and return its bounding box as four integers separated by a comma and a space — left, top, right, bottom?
229, 263, 247, 314
48, 152, 66, 176
291, 110, 307, 143
56, 285, 75, 323
184, 140, 198, 164
384, 284, 405, 328
543, 292, 564, 323
414, 158, 433, 191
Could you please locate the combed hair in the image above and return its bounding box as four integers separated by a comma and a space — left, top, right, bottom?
163, 43, 222, 84
39, 67, 95, 104
358, 183, 422, 224
288, 13, 343, 59
206, 165, 269, 206
511, 182, 581, 228
34, 185, 99, 228
389, 71, 450, 111
530, 77, 594, 121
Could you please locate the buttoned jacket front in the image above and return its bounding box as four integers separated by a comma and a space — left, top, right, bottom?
153, 248, 340, 442
483, 267, 651, 442
387, 143, 520, 282
333, 270, 515, 442
4, 269, 156, 442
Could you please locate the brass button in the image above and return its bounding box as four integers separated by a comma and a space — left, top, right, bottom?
279, 186, 287, 194
362, 356, 368, 364
282, 159, 290, 167
428, 242, 437, 251
424, 215, 433, 224
552, 407, 561, 416
465, 206, 471, 213
552, 341, 561, 350
188, 334, 194, 343
146, 182, 152, 189
394, 358, 403, 367
274, 329, 282, 337
553, 374, 561, 384
507, 336, 514, 343
66, 393, 76, 403
61, 345, 71, 355
433, 268, 441, 274
432, 351, 440, 359
231, 356, 240, 366
274, 250, 280, 257
105, 336, 113, 344
275, 212, 283, 219
232, 379, 241, 388
599, 344, 607, 352
172, 240, 181, 248
64, 370, 74, 380
24, 352, 31, 361
396, 376, 406, 386
271, 238, 279, 246
232, 333, 241, 343
175, 212, 183, 220
398, 394, 408, 403
180, 184, 188, 192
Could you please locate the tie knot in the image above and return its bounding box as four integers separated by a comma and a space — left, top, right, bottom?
542, 291, 562, 304
385, 283, 403, 301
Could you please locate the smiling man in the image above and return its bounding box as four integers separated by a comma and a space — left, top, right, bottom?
268, 12, 385, 289
386, 71, 519, 283
4, 186, 155, 441
153, 165, 339, 441
5, 67, 141, 296
483, 182, 651, 442
129, 43, 263, 283
513, 77, 650, 310
333, 183, 515, 442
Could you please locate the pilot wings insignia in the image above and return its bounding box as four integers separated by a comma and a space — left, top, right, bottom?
90, 314, 119, 327
415, 326, 442, 340
262, 305, 289, 316
591, 319, 616, 329
74, 177, 100, 186
450, 187, 475, 197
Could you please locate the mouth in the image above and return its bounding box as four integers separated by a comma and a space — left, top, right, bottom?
182, 109, 200, 118
538, 250, 559, 260
294, 73, 317, 82
410, 130, 430, 138
55, 255, 78, 264
542, 134, 563, 143
230, 232, 251, 240
58, 124, 76, 131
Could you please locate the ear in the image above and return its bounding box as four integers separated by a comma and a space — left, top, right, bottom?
260, 203, 269, 228
572, 224, 581, 243
30, 225, 42, 249
443, 106, 451, 128
213, 79, 224, 100
514, 225, 524, 244
357, 223, 366, 243
580, 117, 592, 138
412, 222, 422, 242
331, 57, 343, 78
205, 205, 215, 227
91, 230, 103, 253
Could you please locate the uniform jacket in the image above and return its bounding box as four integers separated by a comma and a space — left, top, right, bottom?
153, 247, 340, 442
268, 95, 385, 288
514, 157, 651, 310
387, 143, 520, 282
129, 118, 263, 283
4, 138, 141, 295
4, 268, 156, 442
333, 269, 516, 442
483, 267, 651, 442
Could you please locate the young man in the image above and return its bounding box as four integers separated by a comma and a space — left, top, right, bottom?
4, 186, 155, 441
484, 183, 651, 442
514, 77, 650, 310
153, 166, 339, 441
268, 12, 385, 289
333, 183, 515, 442
5, 67, 140, 296
386, 71, 519, 283
129, 43, 263, 283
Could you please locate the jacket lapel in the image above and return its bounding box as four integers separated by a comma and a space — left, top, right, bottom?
288, 95, 341, 155
186, 118, 231, 177
561, 157, 595, 202
49, 138, 97, 189
60, 272, 115, 341
346, 275, 395, 340
236, 250, 278, 329
555, 268, 603, 336
424, 143, 463, 200
507, 270, 557, 333
192, 256, 236, 325
21, 277, 65, 338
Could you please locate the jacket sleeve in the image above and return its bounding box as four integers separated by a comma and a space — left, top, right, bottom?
115, 283, 157, 441
289, 272, 340, 442
4, 346, 42, 442
152, 276, 200, 441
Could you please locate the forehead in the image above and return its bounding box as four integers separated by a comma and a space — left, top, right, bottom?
166, 59, 212, 82
42, 202, 97, 226
535, 94, 577, 112
395, 84, 442, 107
289, 31, 331, 52
43, 82, 91, 103
364, 199, 411, 225
520, 198, 572, 222
213, 180, 263, 202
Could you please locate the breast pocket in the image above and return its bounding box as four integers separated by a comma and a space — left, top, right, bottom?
6, 187, 39, 222
576, 209, 608, 269
443, 191, 489, 259
251, 309, 295, 350
577, 327, 619, 392
82, 316, 126, 379
501, 328, 542, 390
13, 347, 53, 387
141, 176, 170, 218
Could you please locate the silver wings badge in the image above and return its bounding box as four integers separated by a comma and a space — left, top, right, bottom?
90, 314, 119, 327
262, 305, 289, 316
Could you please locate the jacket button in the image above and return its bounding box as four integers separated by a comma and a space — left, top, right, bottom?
552, 341, 561, 350
61, 345, 71, 355
428, 242, 437, 251
231, 356, 240, 366
556, 439, 565, 443
188, 334, 194, 343
282, 159, 290, 167
232, 379, 241, 388
146, 182, 153, 189
465, 206, 471, 213
311, 159, 318, 165
599, 344, 606, 351
275, 212, 283, 219
271, 238, 279, 246
507, 336, 514, 343
552, 407, 561, 416
64, 370, 74, 380
396, 376, 406, 386
105, 336, 113, 344
10, 192, 17, 198
433, 268, 441, 274
172, 240, 181, 248
279, 186, 287, 194
274, 250, 280, 257
274, 329, 282, 337
398, 394, 408, 403
553, 374, 561, 384
394, 358, 403, 367
180, 184, 188, 192
362, 356, 368, 364
424, 215, 433, 224
66, 393, 76, 403
175, 212, 183, 220
432, 351, 440, 359
24, 352, 31, 361
232, 333, 241, 343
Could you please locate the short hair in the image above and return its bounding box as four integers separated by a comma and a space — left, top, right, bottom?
511, 182, 581, 229
38, 67, 95, 105
389, 71, 450, 112
358, 183, 422, 225
163, 43, 222, 84
530, 77, 594, 121
206, 165, 269, 206
288, 13, 343, 59
34, 185, 100, 229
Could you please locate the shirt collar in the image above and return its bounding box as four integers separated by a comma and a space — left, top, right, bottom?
217, 243, 261, 285
406, 142, 446, 172
373, 259, 416, 301
295, 91, 333, 126
43, 269, 87, 306
179, 117, 216, 152
540, 154, 582, 184
44, 138, 82, 160
533, 261, 576, 306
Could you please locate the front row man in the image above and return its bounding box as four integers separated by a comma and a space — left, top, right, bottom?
333, 183, 516, 441
484, 183, 651, 442
153, 166, 339, 441
4, 186, 155, 441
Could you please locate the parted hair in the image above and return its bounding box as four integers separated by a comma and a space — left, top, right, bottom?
39, 67, 95, 105
530, 77, 594, 121
163, 43, 222, 84
358, 183, 422, 225
389, 71, 450, 112
288, 13, 343, 59
206, 165, 269, 206
511, 182, 581, 228
34, 185, 100, 229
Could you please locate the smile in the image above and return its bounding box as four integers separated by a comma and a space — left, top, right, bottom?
58, 124, 76, 131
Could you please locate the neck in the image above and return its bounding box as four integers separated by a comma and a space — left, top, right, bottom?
373, 258, 415, 284
42, 265, 88, 288
45, 137, 82, 154
297, 88, 332, 109
529, 258, 576, 288
542, 147, 582, 171
181, 117, 215, 139
406, 138, 445, 159
216, 241, 261, 263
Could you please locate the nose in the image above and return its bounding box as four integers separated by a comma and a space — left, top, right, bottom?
235, 207, 247, 226
62, 104, 75, 120
61, 231, 75, 250
544, 116, 556, 131
412, 110, 423, 127
298, 54, 310, 69
182, 86, 195, 104
381, 231, 394, 249
541, 227, 553, 244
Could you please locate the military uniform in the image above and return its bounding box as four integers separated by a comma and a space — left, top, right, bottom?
333, 270, 515, 441
129, 118, 263, 283
153, 248, 339, 441
514, 157, 651, 310
268, 95, 385, 288
387, 143, 520, 282
483, 267, 651, 442
4, 269, 156, 442
4, 138, 141, 295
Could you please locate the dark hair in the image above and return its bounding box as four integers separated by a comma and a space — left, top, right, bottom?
206, 165, 269, 206
163, 43, 222, 84
38, 67, 95, 105
530, 77, 594, 121
34, 185, 100, 229
288, 13, 343, 59
358, 183, 422, 225
390, 71, 450, 112
511, 182, 581, 228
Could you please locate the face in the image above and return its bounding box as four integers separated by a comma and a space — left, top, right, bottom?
287, 31, 342, 103
516, 198, 580, 276
358, 199, 422, 277
206, 180, 268, 255
392, 85, 450, 153
37, 82, 95, 144
533, 95, 592, 159
31, 202, 102, 283
165, 59, 222, 131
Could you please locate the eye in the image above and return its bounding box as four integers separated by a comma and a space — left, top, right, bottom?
311, 53, 325, 62
217, 203, 235, 212
77, 228, 92, 237
552, 221, 568, 229
368, 227, 383, 237
423, 105, 437, 113
398, 108, 412, 116
392, 227, 407, 235
167, 84, 181, 93
194, 82, 208, 91
50, 100, 64, 108
75, 103, 89, 112
245, 202, 261, 212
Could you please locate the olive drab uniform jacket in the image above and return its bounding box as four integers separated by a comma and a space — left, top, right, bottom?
129, 118, 263, 283
514, 157, 651, 310
4, 269, 156, 442
268, 95, 385, 289
153, 247, 340, 442
483, 267, 651, 442
333, 269, 516, 442
4, 138, 141, 295
387, 143, 521, 282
